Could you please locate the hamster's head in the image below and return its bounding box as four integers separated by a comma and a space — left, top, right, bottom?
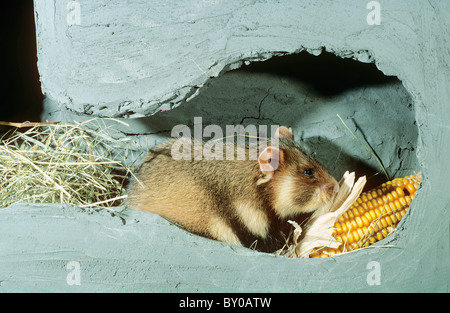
257, 126, 339, 218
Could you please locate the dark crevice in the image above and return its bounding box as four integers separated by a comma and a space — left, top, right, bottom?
240, 51, 397, 97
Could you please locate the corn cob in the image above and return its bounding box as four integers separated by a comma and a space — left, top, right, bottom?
310, 173, 421, 258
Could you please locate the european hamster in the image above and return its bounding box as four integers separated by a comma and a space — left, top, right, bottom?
126, 126, 338, 252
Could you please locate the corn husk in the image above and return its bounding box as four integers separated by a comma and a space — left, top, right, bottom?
283, 171, 367, 258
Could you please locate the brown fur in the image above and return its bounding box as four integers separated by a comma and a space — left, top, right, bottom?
126, 128, 338, 252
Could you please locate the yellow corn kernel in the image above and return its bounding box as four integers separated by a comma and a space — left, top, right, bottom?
310, 173, 421, 258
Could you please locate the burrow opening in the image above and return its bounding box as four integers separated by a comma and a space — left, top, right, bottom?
125, 50, 422, 255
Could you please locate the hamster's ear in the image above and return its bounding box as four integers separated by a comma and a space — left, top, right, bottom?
274, 126, 294, 139
257, 146, 284, 183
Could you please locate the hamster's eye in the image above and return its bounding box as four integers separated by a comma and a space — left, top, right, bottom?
302, 168, 315, 177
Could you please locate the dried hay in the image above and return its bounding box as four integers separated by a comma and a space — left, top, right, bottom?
0, 118, 140, 209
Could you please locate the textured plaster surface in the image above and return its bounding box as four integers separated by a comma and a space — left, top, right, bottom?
0, 0, 448, 292
35, 0, 418, 118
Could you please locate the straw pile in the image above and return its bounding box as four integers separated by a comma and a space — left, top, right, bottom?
0, 119, 139, 209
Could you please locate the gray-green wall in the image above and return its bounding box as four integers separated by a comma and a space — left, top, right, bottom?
0, 0, 448, 292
